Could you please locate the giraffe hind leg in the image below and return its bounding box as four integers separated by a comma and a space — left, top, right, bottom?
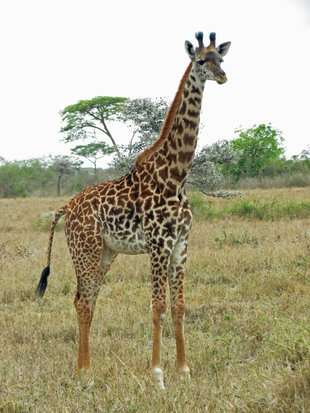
74, 289, 93, 371
67, 222, 116, 372
73, 246, 117, 372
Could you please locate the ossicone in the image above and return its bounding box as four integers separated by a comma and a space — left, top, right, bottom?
209, 32, 216, 47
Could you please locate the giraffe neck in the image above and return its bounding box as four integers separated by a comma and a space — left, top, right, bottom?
135, 63, 193, 168
151, 64, 205, 190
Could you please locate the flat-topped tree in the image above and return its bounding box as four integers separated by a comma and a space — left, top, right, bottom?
60, 96, 128, 154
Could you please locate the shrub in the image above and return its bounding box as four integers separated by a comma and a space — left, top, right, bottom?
188, 192, 218, 220
286, 173, 310, 188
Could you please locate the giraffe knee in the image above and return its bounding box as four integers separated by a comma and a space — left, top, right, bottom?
160, 313, 166, 322
74, 295, 92, 322
152, 301, 166, 324
74, 291, 80, 308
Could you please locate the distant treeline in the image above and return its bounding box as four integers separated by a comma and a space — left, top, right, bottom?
229, 156, 310, 189
0, 154, 309, 198
0, 157, 114, 198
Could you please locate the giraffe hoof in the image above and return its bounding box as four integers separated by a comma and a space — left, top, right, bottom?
77, 368, 95, 389
178, 365, 191, 382
87, 379, 95, 387
152, 367, 165, 390
77, 367, 93, 380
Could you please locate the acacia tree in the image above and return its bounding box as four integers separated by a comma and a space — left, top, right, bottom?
71, 142, 115, 180
60, 96, 128, 154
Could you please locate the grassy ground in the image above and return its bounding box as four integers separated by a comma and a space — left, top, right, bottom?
0, 188, 310, 412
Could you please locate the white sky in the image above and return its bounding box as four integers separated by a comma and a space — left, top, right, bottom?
1, 0, 310, 167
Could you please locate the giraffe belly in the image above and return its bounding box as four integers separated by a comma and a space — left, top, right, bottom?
102, 231, 147, 255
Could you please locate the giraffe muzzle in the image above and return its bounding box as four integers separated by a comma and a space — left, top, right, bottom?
216, 73, 227, 85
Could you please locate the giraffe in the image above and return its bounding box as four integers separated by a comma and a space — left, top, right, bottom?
36, 31, 231, 389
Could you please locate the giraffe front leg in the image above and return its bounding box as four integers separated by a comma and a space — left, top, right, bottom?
171, 293, 190, 378
151, 302, 166, 390
150, 254, 168, 390
169, 238, 190, 380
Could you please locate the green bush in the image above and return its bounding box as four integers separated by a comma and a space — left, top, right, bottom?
188, 192, 218, 219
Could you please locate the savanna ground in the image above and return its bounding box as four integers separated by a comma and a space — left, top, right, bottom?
0, 188, 310, 412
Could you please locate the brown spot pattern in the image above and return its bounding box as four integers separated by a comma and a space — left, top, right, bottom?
40, 52, 211, 380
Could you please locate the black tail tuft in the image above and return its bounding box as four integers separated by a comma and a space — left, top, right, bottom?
36, 266, 50, 297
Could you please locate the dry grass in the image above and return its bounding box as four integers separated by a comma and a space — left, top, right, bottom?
1, 189, 310, 412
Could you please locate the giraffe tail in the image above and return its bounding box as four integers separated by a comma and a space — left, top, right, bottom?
36, 204, 68, 297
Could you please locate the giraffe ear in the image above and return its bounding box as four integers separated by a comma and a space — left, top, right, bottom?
185, 41, 195, 61
217, 41, 231, 57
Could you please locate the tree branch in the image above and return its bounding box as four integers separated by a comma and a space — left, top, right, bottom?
100, 117, 119, 154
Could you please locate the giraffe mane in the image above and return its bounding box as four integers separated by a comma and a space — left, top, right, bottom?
134, 62, 193, 167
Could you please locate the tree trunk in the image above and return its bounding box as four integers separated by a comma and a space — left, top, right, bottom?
94, 163, 97, 181
57, 175, 62, 196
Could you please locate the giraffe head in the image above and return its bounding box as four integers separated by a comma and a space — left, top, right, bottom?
185, 32, 231, 85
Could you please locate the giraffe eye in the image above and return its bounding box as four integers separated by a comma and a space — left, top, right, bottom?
197, 60, 205, 66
